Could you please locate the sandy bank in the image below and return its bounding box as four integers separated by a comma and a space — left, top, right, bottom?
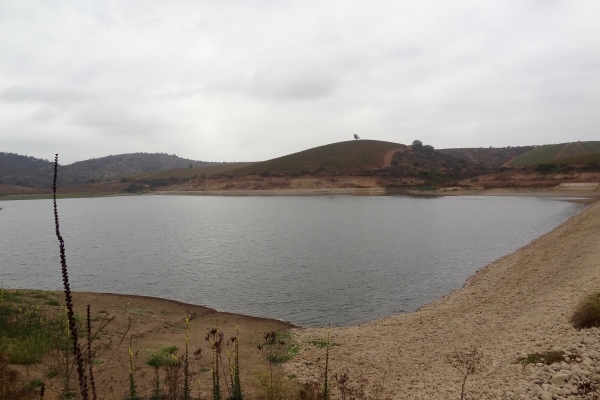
153, 186, 600, 200
288, 200, 600, 399
154, 188, 387, 196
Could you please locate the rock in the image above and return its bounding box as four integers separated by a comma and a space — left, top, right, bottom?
538, 391, 553, 400
514, 387, 525, 395
551, 374, 568, 385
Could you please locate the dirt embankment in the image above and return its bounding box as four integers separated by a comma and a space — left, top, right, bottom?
160, 175, 418, 192
460, 170, 600, 188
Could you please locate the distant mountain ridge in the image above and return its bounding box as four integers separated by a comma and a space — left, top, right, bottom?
0, 152, 213, 188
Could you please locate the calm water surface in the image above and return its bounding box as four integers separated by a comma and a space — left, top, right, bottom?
0, 195, 585, 326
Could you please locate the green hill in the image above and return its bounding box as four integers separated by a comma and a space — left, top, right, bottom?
128, 162, 254, 187
439, 146, 534, 169
230, 140, 406, 175
553, 153, 600, 166
507, 141, 600, 166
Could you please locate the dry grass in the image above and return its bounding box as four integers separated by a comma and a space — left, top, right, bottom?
230, 140, 406, 176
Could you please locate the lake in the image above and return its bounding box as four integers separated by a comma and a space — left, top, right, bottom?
0, 194, 585, 327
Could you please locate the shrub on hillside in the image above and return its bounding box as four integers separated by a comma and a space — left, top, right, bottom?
571, 291, 600, 329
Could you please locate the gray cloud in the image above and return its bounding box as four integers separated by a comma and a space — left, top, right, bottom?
1, 0, 599, 164
1, 86, 89, 104
71, 105, 165, 136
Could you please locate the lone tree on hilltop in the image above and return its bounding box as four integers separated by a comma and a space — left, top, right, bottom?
353, 134, 360, 140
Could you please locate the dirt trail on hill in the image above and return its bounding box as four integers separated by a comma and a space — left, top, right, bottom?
288, 201, 600, 399
382, 148, 403, 167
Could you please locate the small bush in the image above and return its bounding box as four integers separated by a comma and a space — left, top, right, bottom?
572, 291, 600, 329
520, 350, 569, 365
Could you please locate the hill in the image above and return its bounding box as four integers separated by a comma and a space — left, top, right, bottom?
507, 141, 600, 166
62, 153, 214, 185
230, 140, 406, 175
439, 146, 534, 169
0, 152, 213, 187
386, 144, 485, 184
552, 153, 600, 167
0, 152, 57, 188
127, 162, 255, 188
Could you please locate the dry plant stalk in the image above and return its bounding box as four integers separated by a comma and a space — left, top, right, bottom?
446, 346, 484, 400
53, 154, 89, 400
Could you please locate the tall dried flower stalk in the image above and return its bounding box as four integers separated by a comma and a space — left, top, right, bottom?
53, 154, 89, 400
87, 305, 97, 400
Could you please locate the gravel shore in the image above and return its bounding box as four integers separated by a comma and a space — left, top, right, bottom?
289, 200, 600, 399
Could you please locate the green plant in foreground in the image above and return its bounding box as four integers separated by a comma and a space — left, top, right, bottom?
206, 326, 224, 400
572, 291, 600, 329
184, 317, 190, 400
323, 326, 330, 400
127, 336, 140, 400
519, 350, 572, 365
146, 345, 179, 400
228, 325, 243, 400
0, 296, 63, 365
257, 331, 298, 400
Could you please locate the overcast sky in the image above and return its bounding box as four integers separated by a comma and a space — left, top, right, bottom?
1, 1, 598, 164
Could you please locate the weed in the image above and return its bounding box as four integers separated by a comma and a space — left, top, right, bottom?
46, 367, 60, 379
519, 350, 570, 365
323, 326, 330, 400
127, 336, 141, 400
309, 338, 339, 349
446, 346, 484, 400
578, 379, 600, 400
227, 326, 243, 400
572, 291, 600, 329
0, 300, 63, 364
257, 332, 293, 400
146, 345, 180, 399
206, 326, 225, 400
53, 154, 89, 399
0, 352, 38, 399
